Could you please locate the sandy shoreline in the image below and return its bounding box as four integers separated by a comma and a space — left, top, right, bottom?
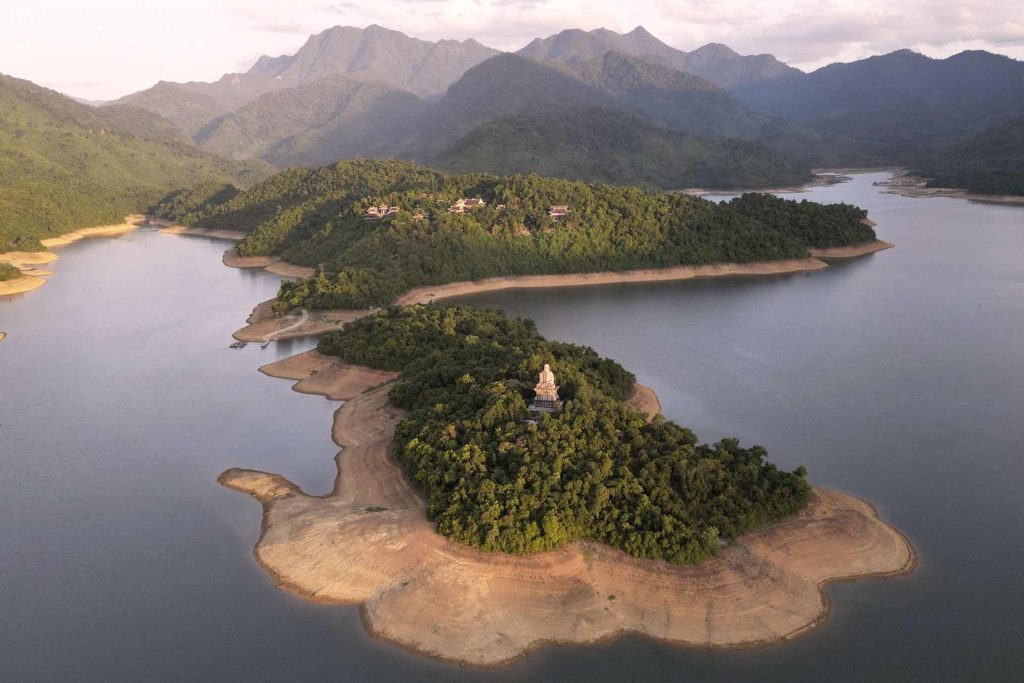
809, 239, 894, 259
221, 247, 316, 279
877, 171, 1024, 206
221, 353, 914, 666
0, 215, 148, 299
396, 258, 831, 306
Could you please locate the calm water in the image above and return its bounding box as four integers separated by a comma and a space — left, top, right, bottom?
2, 172, 1022, 681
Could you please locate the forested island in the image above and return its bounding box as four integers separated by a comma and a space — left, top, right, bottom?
152, 159, 875, 311
316, 305, 809, 561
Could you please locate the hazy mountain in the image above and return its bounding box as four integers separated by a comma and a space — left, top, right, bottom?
0, 73, 270, 251
558, 51, 768, 139
518, 26, 800, 88
912, 116, 1024, 195
399, 53, 611, 157
734, 49, 1024, 143
197, 74, 430, 167
251, 25, 498, 96
433, 107, 809, 190
112, 25, 498, 135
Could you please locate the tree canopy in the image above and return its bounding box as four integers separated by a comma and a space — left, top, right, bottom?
317, 305, 811, 563
152, 159, 873, 311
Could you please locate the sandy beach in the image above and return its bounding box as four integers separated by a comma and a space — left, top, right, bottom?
222, 247, 316, 279
221, 355, 915, 666
877, 171, 1024, 206
0, 276, 48, 297
38, 215, 146, 248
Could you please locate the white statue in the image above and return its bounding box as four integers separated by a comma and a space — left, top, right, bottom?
534, 363, 559, 402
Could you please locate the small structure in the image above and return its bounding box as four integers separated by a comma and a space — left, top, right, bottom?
528, 363, 561, 414
449, 198, 486, 214
548, 205, 570, 221
364, 204, 401, 221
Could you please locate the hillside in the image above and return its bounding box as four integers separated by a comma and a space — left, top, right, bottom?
197, 75, 430, 166
733, 49, 1024, 144
518, 26, 799, 88
557, 52, 768, 139
0, 73, 270, 252
113, 25, 498, 135
397, 54, 809, 189
151, 159, 874, 311
912, 116, 1024, 195
432, 108, 808, 189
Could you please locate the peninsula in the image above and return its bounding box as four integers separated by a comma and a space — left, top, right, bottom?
150, 159, 880, 314
221, 305, 914, 665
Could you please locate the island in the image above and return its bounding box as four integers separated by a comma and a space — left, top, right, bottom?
221, 305, 914, 665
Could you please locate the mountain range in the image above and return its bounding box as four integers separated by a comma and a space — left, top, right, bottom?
3, 21, 1023, 252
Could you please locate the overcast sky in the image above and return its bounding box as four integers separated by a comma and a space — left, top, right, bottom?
3, 0, 1023, 100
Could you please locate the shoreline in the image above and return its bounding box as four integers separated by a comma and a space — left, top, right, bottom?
225, 244, 891, 341
877, 170, 1024, 207
0, 215, 147, 299
395, 257, 832, 306
158, 225, 249, 241
220, 351, 915, 666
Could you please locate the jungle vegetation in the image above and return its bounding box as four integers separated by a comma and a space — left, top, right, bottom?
151, 159, 873, 311
316, 305, 811, 562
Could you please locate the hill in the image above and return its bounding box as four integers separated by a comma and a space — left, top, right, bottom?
316, 304, 811, 561
0, 73, 270, 252
433, 107, 808, 189
733, 49, 1024, 144
911, 116, 1024, 195
150, 159, 874, 311
196, 75, 430, 166
113, 25, 498, 135
518, 26, 799, 88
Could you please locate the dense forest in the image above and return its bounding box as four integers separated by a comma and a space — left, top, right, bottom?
317, 305, 811, 562
911, 116, 1024, 196
0, 74, 269, 252
152, 159, 873, 310
0, 261, 21, 281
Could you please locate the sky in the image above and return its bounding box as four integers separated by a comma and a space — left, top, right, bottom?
2, 0, 1023, 100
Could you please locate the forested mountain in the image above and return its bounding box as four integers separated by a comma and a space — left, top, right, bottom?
433, 107, 808, 189
0, 73, 270, 252
150, 159, 874, 310
196, 75, 430, 166
556, 52, 768, 139
911, 116, 1024, 195
399, 54, 808, 189
518, 26, 799, 88
112, 25, 498, 135
734, 49, 1024, 144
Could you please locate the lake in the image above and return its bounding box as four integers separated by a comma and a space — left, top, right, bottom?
2, 172, 1022, 680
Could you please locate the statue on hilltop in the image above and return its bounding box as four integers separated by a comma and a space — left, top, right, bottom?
529, 363, 561, 413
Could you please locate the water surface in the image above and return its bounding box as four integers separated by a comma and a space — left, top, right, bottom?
2, 173, 1022, 680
